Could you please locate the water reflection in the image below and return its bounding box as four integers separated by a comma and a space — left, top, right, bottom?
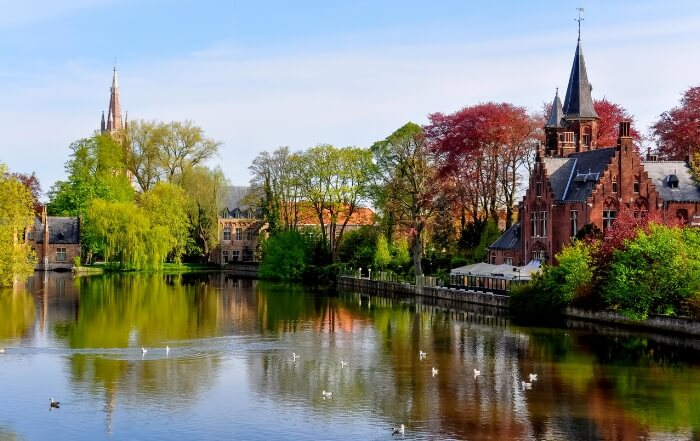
0, 272, 697, 440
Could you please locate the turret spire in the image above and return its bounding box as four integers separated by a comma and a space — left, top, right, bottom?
546, 88, 565, 128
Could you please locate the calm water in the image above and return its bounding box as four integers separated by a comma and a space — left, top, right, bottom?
0, 272, 699, 440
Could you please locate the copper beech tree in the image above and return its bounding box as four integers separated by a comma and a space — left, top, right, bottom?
652, 86, 700, 161
425, 102, 539, 230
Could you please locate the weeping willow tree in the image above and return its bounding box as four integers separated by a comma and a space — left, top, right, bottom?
84, 199, 173, 270
0, 164, 36, 286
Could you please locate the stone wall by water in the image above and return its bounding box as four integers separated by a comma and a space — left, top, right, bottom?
336, 276, 509, 308
338, 276, 700, 336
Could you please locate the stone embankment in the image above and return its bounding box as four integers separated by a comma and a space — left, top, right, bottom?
337, 276, 700, 336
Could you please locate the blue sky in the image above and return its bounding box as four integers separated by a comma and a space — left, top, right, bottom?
2, 0, 700, 192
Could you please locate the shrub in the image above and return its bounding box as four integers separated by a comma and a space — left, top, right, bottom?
259, 230, 309, 281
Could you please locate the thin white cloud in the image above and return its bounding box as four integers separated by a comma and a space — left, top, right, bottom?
2, 13, 700, 189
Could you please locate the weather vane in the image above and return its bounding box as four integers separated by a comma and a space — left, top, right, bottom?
575, 7, 584, 40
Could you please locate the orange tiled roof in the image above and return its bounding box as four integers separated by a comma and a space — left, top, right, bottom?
295, 203, 375, 226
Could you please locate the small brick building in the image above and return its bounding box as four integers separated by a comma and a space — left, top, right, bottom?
26, 208, 81, 270
490, 36, 700, 266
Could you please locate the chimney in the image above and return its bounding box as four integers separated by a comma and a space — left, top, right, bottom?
619, 121, 631, 138
617, 121, 633, 153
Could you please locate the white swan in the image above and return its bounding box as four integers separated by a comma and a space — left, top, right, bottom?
322, 390, 333, 398
0, 348, 5, 354
431, 367, 438, 376
473, 369, 481, 378
292, 352, 300, 361
391, 424, 405, 436
340, 360, 348, 367
521, 380, 532, 390
529, 373, 537, 382
419, 350, 427, 359
141, 347, 147, 355
166, 346, 170, 355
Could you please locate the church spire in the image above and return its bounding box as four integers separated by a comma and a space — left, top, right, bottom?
562, 18, 598, 120
105, 65, 123, 132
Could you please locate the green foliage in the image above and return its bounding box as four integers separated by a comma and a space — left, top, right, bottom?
374, 234, 392, 270
177, 165, 228, 261
48, 135, 135, 217
603, 225, 700, 319
390, 239, 411, 273
337, 227, 378, 270
139, 182, 191, 264
474, 219, 501, 262
258, 230, 309, 281
84, 199, 171, 270
0, 164, 36, 286
550, 240, 594, 303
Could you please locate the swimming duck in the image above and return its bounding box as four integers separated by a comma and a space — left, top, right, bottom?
50, 398, 60, 409
322, 390, 333, 398
391, 424, 405, 436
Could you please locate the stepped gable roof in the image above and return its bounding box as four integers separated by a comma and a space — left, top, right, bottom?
562, 39, 599, 120
34, 217, 80, 244
642, 161, 700, 202
489, 222, 520, 250
542, 148, 615, 202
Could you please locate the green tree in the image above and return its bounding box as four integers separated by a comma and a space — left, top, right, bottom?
374, 234, 392, 270
258, 230, 309, 281
337, 227, 378, 270
371, 123, 438, 276
160, 121, 222, 182
0, 164, 36, 286
178, 165, 227, 261
297, 145, 374, 262
48, 134, 134, 217
124, 119, 168, 192
139, 182, 191, 263
603, 224, 700, 319
84, 199, 171, 270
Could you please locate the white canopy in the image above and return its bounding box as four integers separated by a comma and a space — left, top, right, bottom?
450, 261, 541, 281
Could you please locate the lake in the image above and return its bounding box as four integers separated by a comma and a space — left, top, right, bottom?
0, 272, 698, 440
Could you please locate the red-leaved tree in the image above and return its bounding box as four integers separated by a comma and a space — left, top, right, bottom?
425, 102, 539, 229
10, 172, 42, 214
651, 86, 700, 160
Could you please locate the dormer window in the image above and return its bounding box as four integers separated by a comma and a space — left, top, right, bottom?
668, 174, 679, 189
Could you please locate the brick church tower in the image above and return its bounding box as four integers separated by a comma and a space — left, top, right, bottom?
100, 66, 128, 134
544, 31, 599, 157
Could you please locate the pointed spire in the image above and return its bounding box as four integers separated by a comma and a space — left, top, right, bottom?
562, 32, 598, 120
100, 110, 106, 133
546, 88, 566, 128
564, 19, 598, 119
106, 65, 123, 132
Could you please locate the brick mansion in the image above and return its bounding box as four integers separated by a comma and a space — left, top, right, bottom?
489, 35, 700, 266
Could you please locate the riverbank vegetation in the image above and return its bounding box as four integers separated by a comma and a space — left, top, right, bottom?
511, 208, 700, 320
0, 164, 36, 286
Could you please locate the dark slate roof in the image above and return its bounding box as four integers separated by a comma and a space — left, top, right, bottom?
545, 90, 566, 128
34, 217, 80, 244
562, 39, 599, 120
543, 148, 615, 202
542, 157, 575, 200
489, 222, 521, 250
222, 185, 249, 211
643, 161, 700, 202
